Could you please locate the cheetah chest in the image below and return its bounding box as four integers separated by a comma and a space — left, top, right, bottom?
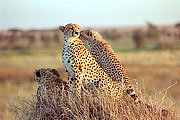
62, 48, 74, 76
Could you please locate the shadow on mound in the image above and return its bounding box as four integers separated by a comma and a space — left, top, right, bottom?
13, 68, 177, 120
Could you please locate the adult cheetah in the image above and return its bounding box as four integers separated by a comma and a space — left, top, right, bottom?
80, 30, 137, 100
59, 23, 123, 99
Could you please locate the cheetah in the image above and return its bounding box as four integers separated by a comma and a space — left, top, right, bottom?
34, 68, 69, 108
80, 29, 137, 100
59, 23, 123, 99
33, 68, 80, 120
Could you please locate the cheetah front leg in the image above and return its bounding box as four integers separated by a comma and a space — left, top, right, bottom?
74, 72, 84, 97
68, 75, 75, 92
67, 73, 83, 98
68, 73, 83, 98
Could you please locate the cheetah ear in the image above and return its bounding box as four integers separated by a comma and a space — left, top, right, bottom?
89, 31, 93, 36
59, 26, 65, 33
35, 70, 41, 77
51, 69, 60, 77
87, 30, 93, 37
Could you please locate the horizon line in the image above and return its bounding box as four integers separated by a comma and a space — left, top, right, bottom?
0, 23, 178, 31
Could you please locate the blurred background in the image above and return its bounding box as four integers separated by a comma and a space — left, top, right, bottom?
0, 0, 180, 119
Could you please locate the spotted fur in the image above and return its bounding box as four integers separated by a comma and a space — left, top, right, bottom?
34, 68, 69, 110
80, 30, 137, 100
59, 23, 124, 99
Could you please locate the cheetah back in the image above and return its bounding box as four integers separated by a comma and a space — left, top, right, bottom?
80, 30, 137, 100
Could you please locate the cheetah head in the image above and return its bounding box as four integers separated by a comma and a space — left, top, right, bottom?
80, 29, 93, 41
59, 23, 80, 38
34, 68, 60, 85
80, 29, 102, 43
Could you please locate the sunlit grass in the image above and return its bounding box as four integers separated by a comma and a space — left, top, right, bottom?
12, 77, 179, 120
0, 49, 180, 70
0, 48, 180, 119
0, 80, 37, 120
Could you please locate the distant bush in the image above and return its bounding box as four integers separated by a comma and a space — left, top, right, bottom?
132, 29, 146, 48
101, 30, 122, 41
27, 34, 36, 48
175, 22, 180, 39
175, 23, 180, 28
0, 29, 62, 49
41, 34, 53, 47
146, 22, 159, 40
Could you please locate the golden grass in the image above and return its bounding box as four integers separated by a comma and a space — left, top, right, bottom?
0, 49, 180, 119
1, 49, 180, 70
0, 80, 37, 120
116, 50, 180, 66
0, 55, 61, 70
11, 74, 178, 120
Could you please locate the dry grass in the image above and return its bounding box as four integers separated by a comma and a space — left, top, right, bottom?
0, 80, 37, 120
116, 50, 180, 66
0, 49, 180, 119
12, 74, 178, 120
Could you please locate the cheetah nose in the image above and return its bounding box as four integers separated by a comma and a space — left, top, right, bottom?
36, 71, 41, 77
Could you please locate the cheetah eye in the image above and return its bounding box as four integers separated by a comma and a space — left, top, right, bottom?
36, 71, 41, 77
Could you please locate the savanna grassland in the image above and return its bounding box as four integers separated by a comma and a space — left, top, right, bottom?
0, 48, 180, 119
0, 24, 180, 119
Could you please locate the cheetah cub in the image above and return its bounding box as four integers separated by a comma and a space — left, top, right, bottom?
80, 30, 137, 100
59, 23, 123, 99
34, 68, 69, 109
